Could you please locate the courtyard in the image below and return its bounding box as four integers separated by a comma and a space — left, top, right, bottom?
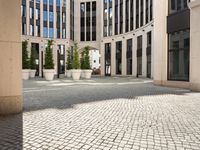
1, 77, 200, 150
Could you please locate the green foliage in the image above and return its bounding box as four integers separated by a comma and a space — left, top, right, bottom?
72, 43, 80, 69
22, 40, 30, 69
80, 50, 85, 69
66, 48, 73, 70
84, 46, 91, 69
44, 40, 54, 69
30, 48, 36, 69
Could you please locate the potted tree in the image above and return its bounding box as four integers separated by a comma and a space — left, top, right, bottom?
83, 46, 92, 79
66, 49, 73, 78
71, 43, 81, 80
43, 40, 55, 81
29, 47, 37, 78
22, 40, 30, 80
80, 50, 85, 78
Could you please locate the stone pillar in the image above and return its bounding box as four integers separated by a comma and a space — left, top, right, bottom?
0, 0, 22, 115
142, 32, 147, 77
132, 36, 137, 77
189, 0, 200, 91
153, 0, 168, 85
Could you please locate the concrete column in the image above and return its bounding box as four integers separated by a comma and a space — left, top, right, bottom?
153, 0, 168, 85
142, 32, 147, 77
111, 40, 116, 75
122, 38, 127, 75
189, 1, 200, 91
0, 0, 22, 114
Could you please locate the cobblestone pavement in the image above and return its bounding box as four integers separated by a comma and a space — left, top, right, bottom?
1, 77, 200, 150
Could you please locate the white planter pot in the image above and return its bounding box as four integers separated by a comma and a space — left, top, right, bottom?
84, 70, 93, 79
43, 69, 55, 81
29, 70, 36, 78
71, 69, 81, 80
22, 69, 30, 80
66, 70, 72, 78
81, 70, 85, 78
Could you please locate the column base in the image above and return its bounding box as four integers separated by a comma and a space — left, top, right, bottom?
0, 96, 23, 115
190, 83, 200, 92
154, 80, 190, 89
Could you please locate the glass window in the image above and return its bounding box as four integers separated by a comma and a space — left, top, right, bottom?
56, 0, 60, 6
168, 30, 190, 81
43, 11, 48, 21
43, 27, 48, 38
49, 28, 54, 38
49, 12, 54, 22
169, 0, 189, 14
43, 0, 47, 4
49, 0, 53, 5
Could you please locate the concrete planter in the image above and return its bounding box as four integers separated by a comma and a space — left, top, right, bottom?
71, 69, 81, 80
43, 69, 54, 81
84, 70, 93, 79
66, 70, 72, 78
81, 70, 85, 78
29, 70, 36, 78
22, 69, 30, 80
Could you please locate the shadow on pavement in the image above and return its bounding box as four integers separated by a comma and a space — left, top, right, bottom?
23, 82, 193, 112
0, 114, 22, 150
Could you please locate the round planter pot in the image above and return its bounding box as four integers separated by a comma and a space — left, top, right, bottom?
71, 69, 81, 80
43, 69, 55, 81
84, 70, 93, 79
66, 70, 72, 78
22, 69, 30, 80
30, 70, 36, 78
81, 70, 85, 78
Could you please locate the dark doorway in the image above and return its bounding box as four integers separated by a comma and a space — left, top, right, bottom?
105, 43, 111, 76
57, 45, 65, 78
31, 43, 40, 76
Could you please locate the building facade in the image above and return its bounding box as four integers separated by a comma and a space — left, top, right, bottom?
100, 0, 153, 77
154, 0, 200, 91
21, 0, 200, 91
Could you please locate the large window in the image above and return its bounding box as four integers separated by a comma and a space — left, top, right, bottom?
105, 43, 111, 76
169, 0, 188, 14
119, 0, 123, 34
168, 30, 190, 81
127, 39, 132, 75
125, 0, 129, 32
137, 36, 142, 76
115, 0, 118, 35
116, 41, 122, 75
80, 3, 85, 41
92, 1, 97, 41
86, 2, 91, 41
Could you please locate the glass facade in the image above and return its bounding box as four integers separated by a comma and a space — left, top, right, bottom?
168, 30, 190, 81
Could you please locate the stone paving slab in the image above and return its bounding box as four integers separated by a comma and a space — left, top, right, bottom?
1, 77, 200, 150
